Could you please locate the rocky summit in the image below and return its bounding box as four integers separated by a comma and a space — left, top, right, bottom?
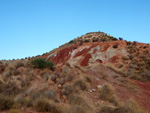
0, 31, 150, 113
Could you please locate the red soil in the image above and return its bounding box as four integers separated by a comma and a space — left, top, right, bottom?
74, 48, 90, 57
108, 56, 119, 63
49, 46, 75, 65
80, 53, 92, 66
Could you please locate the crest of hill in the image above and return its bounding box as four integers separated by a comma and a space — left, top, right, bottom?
65, 31, 118, 46
46, 31, 119, 55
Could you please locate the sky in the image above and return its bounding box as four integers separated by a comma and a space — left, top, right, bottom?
0, 0, 150, 60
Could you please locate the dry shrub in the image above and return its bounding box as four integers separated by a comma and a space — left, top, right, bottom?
15, 61, 24, 69
30, 91, 43, 101
68, 95, 90, 110
10, 109, 20, 113
99, 84, 118, 105
130, 75, 145, 82
98, 100, 146, 113
33, 99, 63, 113
44, 90, 56, 99
16, 97, 32, 107
114, 100, 146, 113
0, 62, 5, 73
0, 82, 20, 95
122, 56, 129, 60
67, 105, 88, 113
0, 94, 14, 111
65, 74, 73, 82
74, 79, 88, 91
98, 106, 114, 113
62, 84, 74, 96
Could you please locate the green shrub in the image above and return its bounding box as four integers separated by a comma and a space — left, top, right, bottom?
113, 45, 118, 49
31, 58, 54, 70
0, 95, 14, 111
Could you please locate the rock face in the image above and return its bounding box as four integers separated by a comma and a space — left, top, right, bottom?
47, 41, 127, 67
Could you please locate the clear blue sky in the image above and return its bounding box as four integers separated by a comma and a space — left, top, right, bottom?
0, 0, 150, 60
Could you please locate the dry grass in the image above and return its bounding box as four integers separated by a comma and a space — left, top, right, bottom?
10, 109, 20, 113
67, 105, 89, 113
114, 100, 146, 113
98, 100, 146, 113
98, 106, 114, 113
62, 84, 74, 96
33, 98, 63, 113
0, 94, 14, 111
73, 79, 88, 91
16, 97, 32, 107
68, 95, 91, 110
99, 84, 118, 105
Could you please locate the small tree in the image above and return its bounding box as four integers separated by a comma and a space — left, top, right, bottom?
31, 58, 54, 70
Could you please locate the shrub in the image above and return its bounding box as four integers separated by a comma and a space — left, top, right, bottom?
10, 109, 20, 113
15, 61, 24, 69
113, 45, 118, 49
111, 38, 118, 41
140, 71, 150, 81
1, 83, 20, 96
44, 90, 56, 99
31, 58, 54, 70
114, 100, 145, 113
119, 37, 123, 40
122, 56, 129, 60
84, 39, 90, 43
58, 78, 65, 85
67, 105, 87, 113
0, 95, 14, 111
30, 91, 43, 101
99, 84, 117, 105
0, 62, 5, 73
62, 84, 74, 96
16, 98, 32, 107
47, 61, 54, 70
130, 74, 145, 82
50, 74, 56, 81
74, 79, 88, 91
33, 99, 63, 113
68, 95, 90, 110
65, 74, 73, 82
98, 106, 114, 113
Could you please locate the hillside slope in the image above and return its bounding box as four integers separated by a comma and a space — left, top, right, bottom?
0, 32, 150, 113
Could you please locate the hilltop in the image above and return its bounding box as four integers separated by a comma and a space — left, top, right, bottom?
0, 31, 150, 113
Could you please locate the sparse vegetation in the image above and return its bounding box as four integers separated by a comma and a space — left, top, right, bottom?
0, 31, 149, 113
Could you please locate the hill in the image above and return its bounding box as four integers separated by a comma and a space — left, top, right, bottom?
0, 31, 150, 113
